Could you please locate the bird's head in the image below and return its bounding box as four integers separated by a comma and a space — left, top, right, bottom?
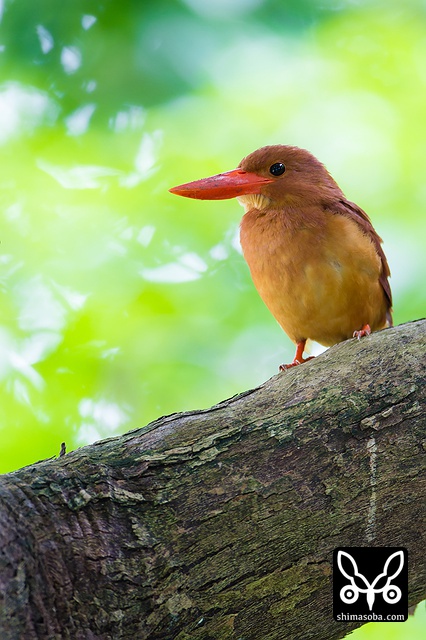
169, 145, 343, 211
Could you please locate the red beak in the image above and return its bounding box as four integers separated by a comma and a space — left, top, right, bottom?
169, 168, 274, 200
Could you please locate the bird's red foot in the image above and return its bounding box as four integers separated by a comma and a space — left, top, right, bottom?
353, 324, 371, 340
279, 355, 315, 371
279, 340, 314, 370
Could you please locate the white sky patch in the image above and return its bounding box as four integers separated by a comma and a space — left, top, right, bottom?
0, 328, 15, 379
135, 131, 162, 173
101, 347, 120, 360
209, 243, 229, 261
50, 281, 89, 311
137, 225, 156, 247
139, 253, 207, 282
231, 227, 243, 254
141, 252, 207, 283
113, 111, 130, 133
111, 106, 145, 133
82, 14, 97, 30
77, 423, 102, 444
141, 262, 200, 283
120, 130, 163, 188
119, 226, 134, 241
107, 239, 127, 256
0, 253, 15, 266
379, 226, 424, 296
0, 83, 58, 144
36, 25, 54, 53
77, 398, 130, 443
179, 251, 208, 272
3, 201, 32, 238
61, 46, 82, 74
65, 103, 96, 135
20, 332, 62, 366
11, 379, 32, 405
37, 160, 121, 189
16, 276, 67, 332
8, 350, 45, 390
85, 80, 97, 93
305, 341, 327, 357
38, 125, 161, 189
0, 328, 60, 390
3, 202, 22, 222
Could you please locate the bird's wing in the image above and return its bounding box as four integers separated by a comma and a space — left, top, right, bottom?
332, 199, 393, 325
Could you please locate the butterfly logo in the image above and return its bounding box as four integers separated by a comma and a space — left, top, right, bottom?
337, 550, 404, 611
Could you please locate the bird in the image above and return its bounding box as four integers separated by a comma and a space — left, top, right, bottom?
169, 145, 392, 369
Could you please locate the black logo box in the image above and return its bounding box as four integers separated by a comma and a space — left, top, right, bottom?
333, 547, 408, 622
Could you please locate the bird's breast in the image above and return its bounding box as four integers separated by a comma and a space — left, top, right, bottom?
239, 207, 387, 346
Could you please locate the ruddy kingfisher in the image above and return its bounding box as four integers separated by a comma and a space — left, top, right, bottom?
170, 145, 392, 369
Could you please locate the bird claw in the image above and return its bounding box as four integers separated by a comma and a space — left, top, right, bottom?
279, 356, 315, 371
353, 324, 372, 340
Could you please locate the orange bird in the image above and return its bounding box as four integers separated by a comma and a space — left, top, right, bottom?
169, 145, 392, 369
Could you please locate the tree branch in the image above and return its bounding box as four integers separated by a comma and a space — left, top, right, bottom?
0, 319, 425, 640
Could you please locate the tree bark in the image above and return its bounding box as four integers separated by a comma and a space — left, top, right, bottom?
0, 320, 425, 640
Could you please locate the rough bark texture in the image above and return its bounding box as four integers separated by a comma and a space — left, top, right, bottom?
0, 320, 425, 640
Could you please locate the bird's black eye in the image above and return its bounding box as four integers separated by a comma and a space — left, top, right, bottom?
269, 162, 286, 176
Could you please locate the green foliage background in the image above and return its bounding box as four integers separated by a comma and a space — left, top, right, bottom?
0, 1, 424, 636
